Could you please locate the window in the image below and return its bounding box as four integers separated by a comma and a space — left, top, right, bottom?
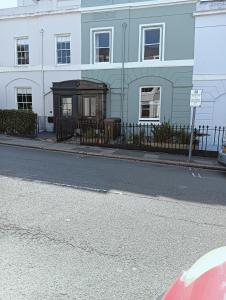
140, 25, 164, 61
83, 97, 96, 117
16, 38, 29, 65
17, 88, 32, 111
139, 87, 161, 120
92, 28, 113, 63
61, 97, 72, 117
56, 35, 71, 64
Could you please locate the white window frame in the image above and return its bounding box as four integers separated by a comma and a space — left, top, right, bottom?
16, 87, 32, 111
138, 86, 161, 122
15, 37, 29, 66
138, 23, 165, 62
90, 27, 114, 64
55, 34, 71, 65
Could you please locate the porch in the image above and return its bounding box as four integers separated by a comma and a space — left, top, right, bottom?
52, 80, 108, 126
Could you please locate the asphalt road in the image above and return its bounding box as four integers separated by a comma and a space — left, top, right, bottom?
0, 144, 226, 300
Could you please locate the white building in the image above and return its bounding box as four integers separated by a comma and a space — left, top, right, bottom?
193, 0, 226, 128
0, 0, 81, 131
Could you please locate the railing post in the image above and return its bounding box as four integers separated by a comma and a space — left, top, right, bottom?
188, 106, 196, 162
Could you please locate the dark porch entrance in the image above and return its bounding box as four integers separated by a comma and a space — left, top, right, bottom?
52, 80, 108, 125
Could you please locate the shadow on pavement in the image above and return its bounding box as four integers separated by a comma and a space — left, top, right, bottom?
0, 144, 225, 206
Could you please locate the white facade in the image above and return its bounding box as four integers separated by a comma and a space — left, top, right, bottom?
193, 0, 226, 127
0, 0, 81, 131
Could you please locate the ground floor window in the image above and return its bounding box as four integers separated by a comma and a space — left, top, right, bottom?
61, 97, 72, 117
17, 88, 32, 111
83, 97, 97, 117
139, 86, 161, 121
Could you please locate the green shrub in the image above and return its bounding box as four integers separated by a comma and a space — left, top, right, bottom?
151, 122, 174, 143
151, 122, 193, 144
0, 110, 37, 137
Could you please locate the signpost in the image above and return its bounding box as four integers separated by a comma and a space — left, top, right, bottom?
188, 90, 202, 162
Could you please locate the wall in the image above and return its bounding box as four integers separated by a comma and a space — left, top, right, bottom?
0, 6, 81, 131
82, 0, 169, 7
82, 2, 195, 124
193, 1, 226, 127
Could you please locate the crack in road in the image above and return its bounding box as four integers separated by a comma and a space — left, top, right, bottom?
150, 212, 226, 229
0, 222, 137, 264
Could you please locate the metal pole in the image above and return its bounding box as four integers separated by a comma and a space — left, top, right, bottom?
121, 23, 127, 122
188, 106, 196, 162
41, 28, 46, 131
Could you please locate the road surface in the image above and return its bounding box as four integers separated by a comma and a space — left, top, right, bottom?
0, 145, 225, 299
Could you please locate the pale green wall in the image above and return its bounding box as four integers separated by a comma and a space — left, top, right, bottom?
81, 2, 195, 124
82, 0, 160, 7
82, 4, 195, 63
83, 67, 193, 124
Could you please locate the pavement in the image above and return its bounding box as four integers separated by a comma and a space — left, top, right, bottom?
0, 144, 226, 300
0, 133, 224, 172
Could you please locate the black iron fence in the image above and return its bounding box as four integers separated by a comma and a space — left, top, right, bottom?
55, 118, 225, 157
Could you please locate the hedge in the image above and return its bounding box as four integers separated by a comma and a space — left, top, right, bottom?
0, 110, 37, 137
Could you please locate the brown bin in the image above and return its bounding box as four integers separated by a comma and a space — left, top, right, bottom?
104, 118, 121, 140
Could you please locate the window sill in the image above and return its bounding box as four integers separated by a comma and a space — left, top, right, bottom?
56, 63, 71, 66
15, 64, 30, 67
93, 62, 112, 65
141, 58, 162, 62
139, 119, 160, 125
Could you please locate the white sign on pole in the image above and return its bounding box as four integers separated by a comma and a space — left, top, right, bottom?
190, 89, 202, 107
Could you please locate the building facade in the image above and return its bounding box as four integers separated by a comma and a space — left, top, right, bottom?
193, 0, 226, 128
2, 0, 216, 131
81, 0, 196, 125
0, 0, 81, 131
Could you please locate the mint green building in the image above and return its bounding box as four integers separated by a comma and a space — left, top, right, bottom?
81, 0, 196, 125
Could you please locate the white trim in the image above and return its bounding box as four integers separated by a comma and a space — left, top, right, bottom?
81, 0, 196, 14
194, 9, 226, 17
0, 8, 81, 21
90, 27, 114, 64
0, 0, 196, 21
84, 59, 193, 70
0, 59, 194, 73
138, 86, 162, 122
138, 23, 165, 62
193, 74, 226, 81
55, 33, 72, 66
126, 59, 193, 68
138, 120, 161, 125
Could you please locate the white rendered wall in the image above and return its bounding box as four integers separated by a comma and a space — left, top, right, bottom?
0, 4, 81, 131
193, 2, 226, 127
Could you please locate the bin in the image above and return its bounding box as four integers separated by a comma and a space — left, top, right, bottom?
104, 118, 121, 140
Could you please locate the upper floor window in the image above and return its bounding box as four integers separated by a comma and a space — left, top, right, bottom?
56, 35, 71, 65
140, 24, 164, 62
17, 88, 32, 111
139, 86, 161, 121
16, 38, 29, 65
91, 28, 113, 64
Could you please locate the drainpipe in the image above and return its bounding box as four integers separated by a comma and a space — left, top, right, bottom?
40, 28, 46, 131
121, 22, 127, 122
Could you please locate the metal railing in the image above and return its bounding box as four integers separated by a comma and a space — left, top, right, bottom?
55, 118, 225, 157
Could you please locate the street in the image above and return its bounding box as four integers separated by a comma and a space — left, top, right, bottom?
0, 144, 226, 300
